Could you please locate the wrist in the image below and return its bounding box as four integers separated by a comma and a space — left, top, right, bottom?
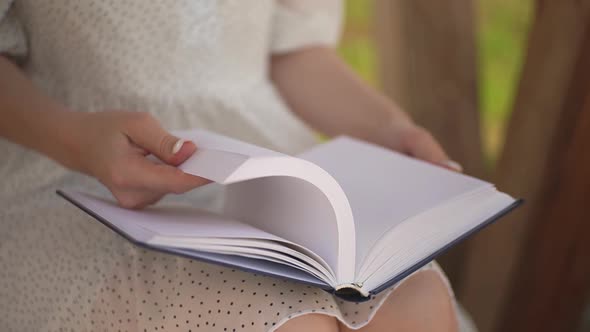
44, 108, 88, 172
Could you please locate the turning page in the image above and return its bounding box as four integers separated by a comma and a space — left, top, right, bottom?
174, 130, 357, 282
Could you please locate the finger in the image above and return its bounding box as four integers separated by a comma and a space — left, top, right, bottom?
401, 126, 463, 172
442, 160, 463, 172
130, 144, 149, 156
401, 126, 448, 162
124, 156, 211, 194
123, 112, 197, 166
111, 188, 164, 209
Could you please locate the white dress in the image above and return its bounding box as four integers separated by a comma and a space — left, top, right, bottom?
0, 1, 471, 331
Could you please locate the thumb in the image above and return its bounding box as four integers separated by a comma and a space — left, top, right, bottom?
163, 138, 197, 166
124, 113, 197, 166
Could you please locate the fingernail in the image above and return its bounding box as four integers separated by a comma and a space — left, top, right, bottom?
444, 160, 463, 172
172, 139, 187, 154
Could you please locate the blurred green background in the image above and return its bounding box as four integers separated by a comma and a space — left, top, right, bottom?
338, 0, 533, 165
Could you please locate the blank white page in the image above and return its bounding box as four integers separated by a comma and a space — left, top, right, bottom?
65, 191, 287, 242
173, 129, 287, 183
299, 137, 492, 272
62, 190, 337, 286
174, 129, 285, 158
172, 130, 357, 282
169, 249, 329, 288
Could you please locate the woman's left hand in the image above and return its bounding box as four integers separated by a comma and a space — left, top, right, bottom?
270, 47, 464, 173
378, 117, 463, 173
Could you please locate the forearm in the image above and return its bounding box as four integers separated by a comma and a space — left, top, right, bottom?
0, 56, 207, 207
270, 47, 412, 148
0, 56, 80, 167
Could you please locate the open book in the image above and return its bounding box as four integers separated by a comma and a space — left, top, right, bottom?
58, 129, 521, 301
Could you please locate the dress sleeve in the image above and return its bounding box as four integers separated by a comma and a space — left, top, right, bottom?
0, 0, 27, 58
270, 0, 343, 54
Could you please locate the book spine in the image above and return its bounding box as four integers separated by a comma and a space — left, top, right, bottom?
333, 283, 371, 302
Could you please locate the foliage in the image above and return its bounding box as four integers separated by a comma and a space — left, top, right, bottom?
477, 0, 533, 162
338, 0, 533, 162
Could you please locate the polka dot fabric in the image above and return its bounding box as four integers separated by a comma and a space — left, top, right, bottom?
0, 0, 464, 331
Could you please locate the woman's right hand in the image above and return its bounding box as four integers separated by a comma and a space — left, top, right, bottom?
61, 110, 210, 209
1, 57, 206, 208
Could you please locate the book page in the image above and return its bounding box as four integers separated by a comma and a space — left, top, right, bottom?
168, 249, 330, 289
173, 129, 284, 183
60, 190, 336, 285
173, 130, 357, 283
360, 190, 516, 292
63, 191, 289, 241
299, 137, 493, 274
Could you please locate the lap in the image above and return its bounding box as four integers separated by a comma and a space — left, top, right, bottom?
0, 195, 458, 332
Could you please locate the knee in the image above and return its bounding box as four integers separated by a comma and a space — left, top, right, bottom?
364, 270, 458, 332
400, 270, 458, 332
418, 270, 455, 307
276, 313, 339, 332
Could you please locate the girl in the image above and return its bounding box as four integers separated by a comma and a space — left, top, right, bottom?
0, 1, 464, 331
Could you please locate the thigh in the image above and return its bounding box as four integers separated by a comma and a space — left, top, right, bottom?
340, 270, 458, 332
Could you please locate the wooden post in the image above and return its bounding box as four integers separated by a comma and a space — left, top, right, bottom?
373, 0, 484, 289
460, 1, 590, 331
496, 14, 590, 332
